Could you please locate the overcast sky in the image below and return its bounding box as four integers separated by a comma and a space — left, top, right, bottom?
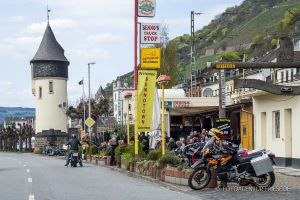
0, 0, 243, 107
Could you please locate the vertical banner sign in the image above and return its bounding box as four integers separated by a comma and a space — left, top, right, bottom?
220, 69, 226, 108
215, 118, 231, 140
137, 70, 157, 131
141, 23, 160, 44
141, 48, 161, 69
138, 0, 156, 17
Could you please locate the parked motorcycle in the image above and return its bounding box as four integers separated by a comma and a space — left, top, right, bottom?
175, 142, 205, 167
188, 135, 276, 190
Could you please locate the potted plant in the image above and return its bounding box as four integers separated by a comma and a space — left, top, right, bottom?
121, 152, 133, 170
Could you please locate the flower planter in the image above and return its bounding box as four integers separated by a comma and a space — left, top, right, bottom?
174, 169, 183, 185
106, 156, 113, 166
164, 167, 174, 183
98, 156, 107, 165
129, 162, 134, 172
160, 169, 165, 181
180, 169, 192, 186
87, 155, 92, 163
147, 162, 154, 176
121, 159, 130, 170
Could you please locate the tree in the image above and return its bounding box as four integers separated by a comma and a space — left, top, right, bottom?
219, 51, 242, 61
157, 24, 179, 87
75, 98, 110, 121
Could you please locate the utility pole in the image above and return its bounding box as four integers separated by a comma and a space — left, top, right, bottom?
190, 11, 202, 97
88, 62, 96, 143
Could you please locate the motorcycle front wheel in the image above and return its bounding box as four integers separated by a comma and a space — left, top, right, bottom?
188, 168, 211, 190
253, 171, 275, 189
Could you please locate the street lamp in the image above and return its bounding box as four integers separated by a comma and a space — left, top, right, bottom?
157, 75, 171, 155
123, 92, 133, 145
88, 62, 96, 142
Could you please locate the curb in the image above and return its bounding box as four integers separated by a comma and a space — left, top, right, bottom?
83, 160, 190, 192
274, 167, 300, 177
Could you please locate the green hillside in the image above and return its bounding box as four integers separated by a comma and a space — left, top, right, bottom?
175, 0, 300, 80
220, 1, 300, 48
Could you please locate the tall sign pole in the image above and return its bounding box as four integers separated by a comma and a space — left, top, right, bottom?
134, 0, 139, 156
219, 69, 226, 118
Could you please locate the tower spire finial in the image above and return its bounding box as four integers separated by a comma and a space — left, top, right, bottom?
47, 5, 51, 24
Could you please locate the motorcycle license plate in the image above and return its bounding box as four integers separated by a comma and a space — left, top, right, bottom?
73, 153, 78, 156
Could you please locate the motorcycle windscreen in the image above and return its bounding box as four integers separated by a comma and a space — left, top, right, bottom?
202, 137, 215, 150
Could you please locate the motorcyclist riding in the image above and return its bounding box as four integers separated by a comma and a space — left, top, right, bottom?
65, 134, 83, 167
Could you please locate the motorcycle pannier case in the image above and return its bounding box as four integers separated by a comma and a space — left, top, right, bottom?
250, 154, 273, 176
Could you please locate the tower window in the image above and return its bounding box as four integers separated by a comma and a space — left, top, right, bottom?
49, 81, 53, 93
39, 87, 42, 99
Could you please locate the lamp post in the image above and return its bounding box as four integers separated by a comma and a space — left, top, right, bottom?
88, 62, 96, 142
157, 75, 171, 155
123, 92, 133, 145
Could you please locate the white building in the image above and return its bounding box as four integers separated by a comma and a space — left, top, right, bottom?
113, 78, 134, 125
30, 22, 69, 147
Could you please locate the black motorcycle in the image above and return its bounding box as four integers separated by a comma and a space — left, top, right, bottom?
69, 151, 80, 167
175, 142, 205, 167
188, 137, 276, 190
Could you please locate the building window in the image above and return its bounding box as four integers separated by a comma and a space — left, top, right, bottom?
39, 87, 42, 99
291, 69, 294, 82
297, 68, 300, 75
285, 70, 289, 82
49, 81, 53, 93
273, 111, 280, 138
281, 71, 284, 83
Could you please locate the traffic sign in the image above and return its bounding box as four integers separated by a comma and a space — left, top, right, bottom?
85, 117, 95, 128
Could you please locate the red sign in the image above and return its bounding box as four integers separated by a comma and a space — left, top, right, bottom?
173, 101, 190, 108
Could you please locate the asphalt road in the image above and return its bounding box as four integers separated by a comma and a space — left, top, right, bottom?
0, 152, 197, 200
1, 152, 300, 200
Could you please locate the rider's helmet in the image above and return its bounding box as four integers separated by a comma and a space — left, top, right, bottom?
71, 133, 76, 139
208, 128, 223, 140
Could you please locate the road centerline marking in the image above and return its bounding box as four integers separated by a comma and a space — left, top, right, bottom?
26, 169, 30, 173
28, 178, 32, 183
29, 194, 35, 200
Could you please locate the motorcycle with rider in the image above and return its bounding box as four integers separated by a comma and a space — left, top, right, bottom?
65, 134, 83, 167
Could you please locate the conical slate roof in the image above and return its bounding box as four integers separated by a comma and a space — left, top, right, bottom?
31, 23, 68, 63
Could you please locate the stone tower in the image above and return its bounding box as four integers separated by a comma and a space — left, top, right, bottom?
30, 22, 69, 148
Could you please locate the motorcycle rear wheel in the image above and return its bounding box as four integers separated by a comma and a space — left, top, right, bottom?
188, 168, 211, 190
253, 172, 275, 190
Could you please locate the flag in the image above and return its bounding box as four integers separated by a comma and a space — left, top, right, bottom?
78, 80, 83, 85
137, 70, 157, 131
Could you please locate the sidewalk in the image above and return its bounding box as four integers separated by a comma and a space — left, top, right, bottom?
274, 166, 300, 177
81, 159, 191, 192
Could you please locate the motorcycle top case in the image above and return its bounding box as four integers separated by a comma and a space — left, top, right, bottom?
250, 154, 273, 176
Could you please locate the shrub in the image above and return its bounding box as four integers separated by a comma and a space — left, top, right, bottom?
146, 149, 162, 161
105, 146, 114, 156
158, 153, 181, 168
121, 152, 134, 162
33, 147, 43, 154
88, 145, 98, 155
115, 144, 127, 163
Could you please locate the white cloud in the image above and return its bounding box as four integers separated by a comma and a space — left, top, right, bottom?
69, 48, 110, 60
10, 15, 25, 22
0, 81, 13, 95
87, 33, 123, 44
27, 18, 77, 34
0, 36, 41, 59
3, 36, 41, 46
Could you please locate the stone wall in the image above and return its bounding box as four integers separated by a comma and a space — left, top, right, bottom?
35, 129, 69, 149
